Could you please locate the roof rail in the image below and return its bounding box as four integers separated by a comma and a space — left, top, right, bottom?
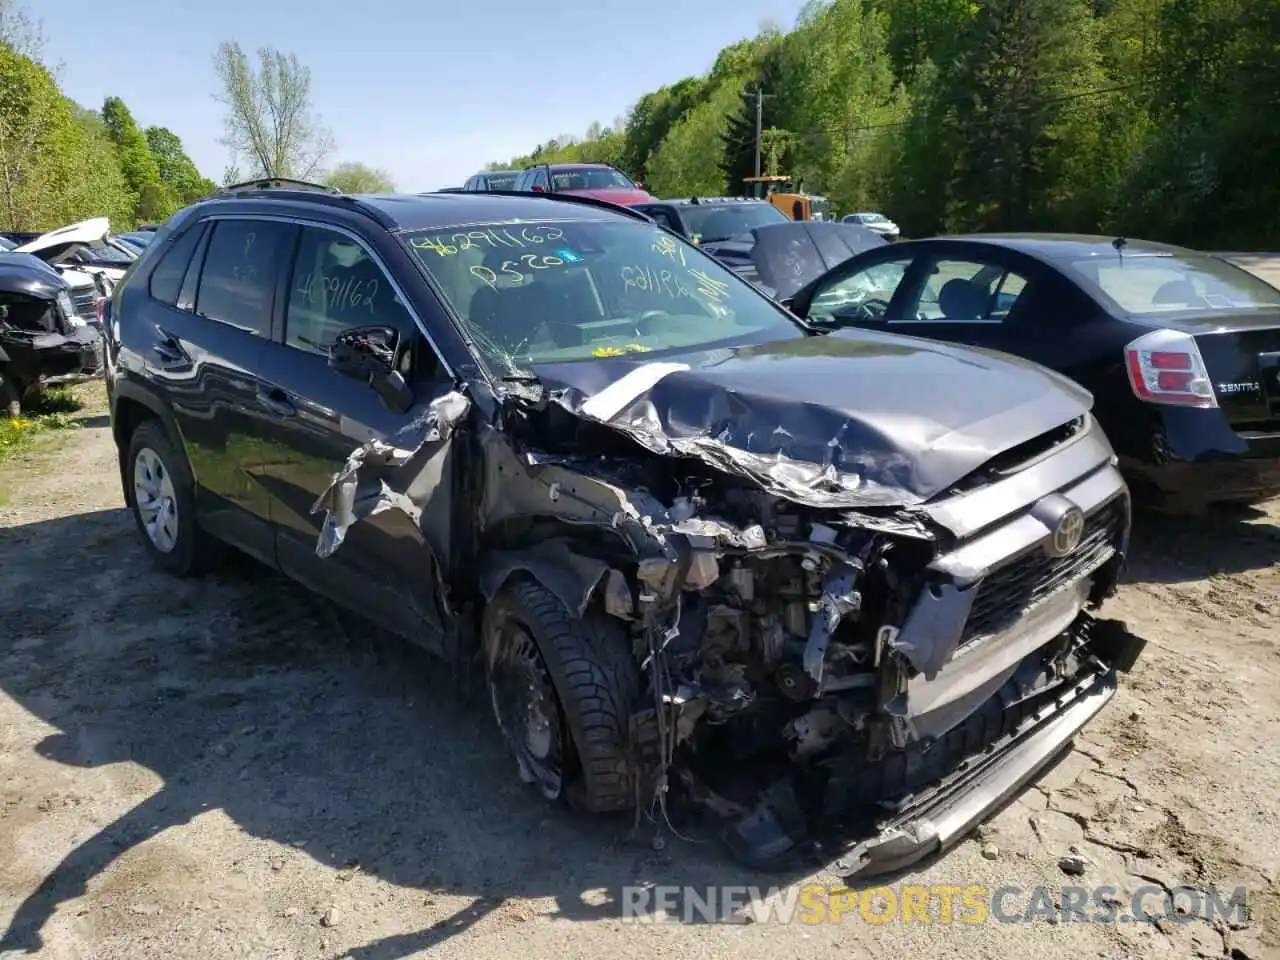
194, 178, 398, 229
217, 177, 340, 196
439, 188, 655, 223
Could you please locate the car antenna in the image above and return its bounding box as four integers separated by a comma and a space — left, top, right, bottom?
1112, 236, 1127, 261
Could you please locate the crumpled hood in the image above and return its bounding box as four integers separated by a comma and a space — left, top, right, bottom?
15, 217, 110, 258
530, 329, 1091, 509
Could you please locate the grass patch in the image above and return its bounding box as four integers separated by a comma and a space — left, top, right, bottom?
0, 386, 85, 463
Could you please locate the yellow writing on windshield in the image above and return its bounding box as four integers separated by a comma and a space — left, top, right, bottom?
688, 268, 730, 302
411, 224, 566, 257
652, 235, 686, 266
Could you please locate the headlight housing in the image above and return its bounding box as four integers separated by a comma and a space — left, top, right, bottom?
55, 290, 87, 328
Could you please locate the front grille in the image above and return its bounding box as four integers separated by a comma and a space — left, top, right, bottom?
960, 500, 1124, 644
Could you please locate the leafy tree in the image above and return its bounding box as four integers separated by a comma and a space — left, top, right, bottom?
0, 0, 44, 61
0, 46, 133, 230
102, 96, 166, 220
324, 161, 396, 193
212, 41, 334, 179
146, 126, 216, 202
721, 37, 787, 192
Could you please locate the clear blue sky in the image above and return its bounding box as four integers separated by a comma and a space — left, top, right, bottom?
44, 0, 806, 192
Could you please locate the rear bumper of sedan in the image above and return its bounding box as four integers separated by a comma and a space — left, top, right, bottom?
1120, 408, 1280, 507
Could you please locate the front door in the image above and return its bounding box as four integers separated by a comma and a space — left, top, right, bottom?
252, 223, 458, 651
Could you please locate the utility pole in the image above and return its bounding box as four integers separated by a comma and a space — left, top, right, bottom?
753, 87, 764, 178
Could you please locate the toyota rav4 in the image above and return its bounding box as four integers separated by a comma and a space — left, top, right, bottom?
104, 180, 1143, 876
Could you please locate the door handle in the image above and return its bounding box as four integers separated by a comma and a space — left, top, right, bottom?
257, 387, 296, 417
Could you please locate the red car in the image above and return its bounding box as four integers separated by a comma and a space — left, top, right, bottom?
511, 163, 655, 206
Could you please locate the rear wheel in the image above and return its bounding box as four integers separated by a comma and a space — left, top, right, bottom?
483, 577, 641, 813
124, 419, 223, 576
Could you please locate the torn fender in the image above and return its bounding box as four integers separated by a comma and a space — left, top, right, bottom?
477, 539, 615, 620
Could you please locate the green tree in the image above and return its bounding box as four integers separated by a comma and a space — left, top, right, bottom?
145, 126, 216, 202
102, 96, 167, 220
0, 47, 133, 230
0, 0, 45, 61
721, 37, 787, 191
212, 41, 334, 179
323, 161, 396, 193
937, 0, 1103, 230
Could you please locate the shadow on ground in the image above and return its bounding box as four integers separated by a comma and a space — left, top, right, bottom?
0, 509, 827, 959
1123, 502, 1280, 584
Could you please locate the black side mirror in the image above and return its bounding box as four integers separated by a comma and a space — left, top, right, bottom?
329, 325, 413, 413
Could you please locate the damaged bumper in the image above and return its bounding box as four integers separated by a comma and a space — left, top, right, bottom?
825, 618, 1144, 879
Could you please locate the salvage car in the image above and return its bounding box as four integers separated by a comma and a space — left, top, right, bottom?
841, 212, 901, 241
512, 163, 656, 206
105, 185, 1142, 876
777, 233, 1280, 511
15, 217, 137, 286
626, 203, 887, 295
0, 252, 103, 416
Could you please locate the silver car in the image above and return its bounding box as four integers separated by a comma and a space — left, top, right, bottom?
842, 211, 900, 241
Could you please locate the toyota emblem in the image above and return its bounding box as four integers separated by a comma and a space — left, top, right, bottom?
1050, 506, 1085, 557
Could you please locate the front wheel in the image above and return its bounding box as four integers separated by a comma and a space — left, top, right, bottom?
483, 577, 641, 814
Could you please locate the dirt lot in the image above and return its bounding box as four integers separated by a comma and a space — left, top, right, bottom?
2, 258, 1278, 959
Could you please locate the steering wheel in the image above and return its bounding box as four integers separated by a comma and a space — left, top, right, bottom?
635, 309, 672, 336
856, 297, 891, 320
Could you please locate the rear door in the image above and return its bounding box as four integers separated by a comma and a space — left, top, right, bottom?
145, 216, 293, 562
252, 223, 457, 650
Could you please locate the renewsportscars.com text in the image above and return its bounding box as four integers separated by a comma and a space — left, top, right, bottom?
621, 883, 1249, 926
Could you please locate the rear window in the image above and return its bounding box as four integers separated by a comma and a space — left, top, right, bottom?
148, 223, 205, 306
1070, 255, 1280, 316
680, 203, 788, 243
550, 167, 634, 191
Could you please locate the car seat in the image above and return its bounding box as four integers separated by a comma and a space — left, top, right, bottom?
938, 277, 990, 322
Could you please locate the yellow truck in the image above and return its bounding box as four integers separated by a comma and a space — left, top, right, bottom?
742, 175, 831, 222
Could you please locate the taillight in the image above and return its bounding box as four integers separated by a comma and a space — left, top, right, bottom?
1123, 328, 1217, 408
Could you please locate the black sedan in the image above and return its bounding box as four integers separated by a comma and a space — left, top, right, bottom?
773, 233, 1280, 511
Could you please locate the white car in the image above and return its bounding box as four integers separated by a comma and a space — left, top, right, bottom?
10, 219, 125, 326
841, 211, 900, 241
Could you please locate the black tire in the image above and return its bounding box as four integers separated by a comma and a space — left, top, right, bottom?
123, 418, 223, 576
0, 369, 21, 418
483, 576, 641, 814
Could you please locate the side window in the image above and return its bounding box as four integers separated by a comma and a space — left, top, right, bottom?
284, 227, 440, 379
808, 257, 914, 323
147, 223, 206, 307
193, 220, 291, 336
902, 258, 1030, 324
513, 171, 529, 191
530, 169, 550, 191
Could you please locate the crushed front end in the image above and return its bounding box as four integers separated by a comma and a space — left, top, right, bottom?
614, 414, 1142, 874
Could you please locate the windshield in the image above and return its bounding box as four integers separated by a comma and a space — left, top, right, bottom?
404, 218, 804, 368
486, 173, 518, 190
682, 203, 788, 243
1070, 255, 1280, 316
551, 167, 635, 191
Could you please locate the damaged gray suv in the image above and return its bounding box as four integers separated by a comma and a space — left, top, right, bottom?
104, 180, 1144, 876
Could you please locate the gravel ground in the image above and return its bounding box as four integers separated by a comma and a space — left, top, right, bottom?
1, 256, 1278, 959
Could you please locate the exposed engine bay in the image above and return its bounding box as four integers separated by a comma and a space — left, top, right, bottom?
309, 348, 1146, 876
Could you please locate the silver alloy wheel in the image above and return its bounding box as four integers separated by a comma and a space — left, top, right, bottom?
133, 446, 179, 553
